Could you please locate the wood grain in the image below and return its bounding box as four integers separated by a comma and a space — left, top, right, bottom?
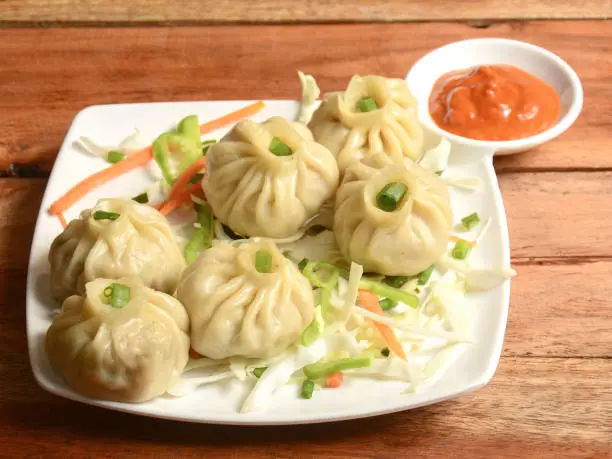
2, 178, 612, 359
0, 351, 609, 457
0, 21, 611, 172
1, 0, 610, 24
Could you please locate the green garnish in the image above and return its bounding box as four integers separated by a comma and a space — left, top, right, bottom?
189, 172, 204, 184
107, 150, 125, 164
184, 203, 214, 264
303, 355, 373, 380
93, 210, 120, 221
103, 283, 131, 308
357, 97, 378, 112
300, 379, 315, 399
301, 261, 344, 289
384, 276, 410, 288
417, 265, 435, 285
379, 298, 398, 311
301, 306, 325, 347
132, 192, 149, 204
452, 239, 472, 260
298, 258, 310, 271
202, 139, 216, 155
252, 367, 267, 378
376, 182, 408, 212
269, 137, 293, 156
381, 347, 390, 357
359, 278, 419, 308
461, 212, 481, 231
255, 250, 273, 273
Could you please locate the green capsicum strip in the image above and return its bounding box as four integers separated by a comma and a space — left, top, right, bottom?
184, 203, 214, 264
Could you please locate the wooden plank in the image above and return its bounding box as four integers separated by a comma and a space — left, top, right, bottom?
0, 21, 610, 171
499, 171, 612, 258
2, 178, 612, 358
0, 350, 609, 457
1, 0, 610, 24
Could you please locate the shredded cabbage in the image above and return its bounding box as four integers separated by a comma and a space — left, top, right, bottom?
442, 175, 482, 190
74, 129, 146, 160
418, 137, 451, 173
297, 71, 321, 124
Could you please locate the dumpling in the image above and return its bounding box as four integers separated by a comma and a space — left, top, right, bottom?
334, 154, 452, 276
309, 75, 423, 171
49, 198, 186, 303
45, 277, 190, 402
202, 116, 339, 238
177, 239, 314, 359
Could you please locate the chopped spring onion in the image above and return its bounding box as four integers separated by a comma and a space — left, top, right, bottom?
184, 203, 214, 264
302, 261, 344, 289
132, 192, 149, 204
376, 182, 408, 212
102, 283, 131, 308
381, 347, 390, 357
357, 97, 378, 112
303, 355, 373, 380
379, 298, 398, 311
189, 172, 204, 184
461, 212, 481, 231
298, 258, 310, 271
269, 137, 293, 156
202, 139, 216, 155
107, 150, 125, 164
452, 239, 472, 260
417, 265, 435, 285
252, 367, 267, 379
384, 276, 410, 288
358, 278, 419, 308
255, 250, 273, 273
300, 379, 315, 399
301, 305, 325, 346
93, 210, 120, 221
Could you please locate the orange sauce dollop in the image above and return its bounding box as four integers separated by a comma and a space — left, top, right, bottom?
429, 65, 560, 141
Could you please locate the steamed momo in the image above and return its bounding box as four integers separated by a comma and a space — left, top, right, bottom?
45, 277, 190, 402
309, 75, 423, 171
177, 239, 314, 359
203, 116, 339, 238
49, 199, 186, 303
334, 154, 452, 276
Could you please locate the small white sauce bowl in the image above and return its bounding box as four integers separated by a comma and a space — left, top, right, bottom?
406, 38, 583, 155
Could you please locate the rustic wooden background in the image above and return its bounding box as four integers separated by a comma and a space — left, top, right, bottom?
0, 1, 611, 457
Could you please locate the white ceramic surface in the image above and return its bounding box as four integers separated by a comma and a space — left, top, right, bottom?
406, 38, 583, 155
27, 100, 511, 425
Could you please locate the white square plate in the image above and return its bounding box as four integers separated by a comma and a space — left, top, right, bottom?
27, 100, 511, 425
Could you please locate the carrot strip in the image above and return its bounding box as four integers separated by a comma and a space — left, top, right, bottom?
189, 347, 202, 360
49, 146, 153, 216
159, 181, 203, 216
167, 157, 207, 201
326, 371, 343, 388
57, 212, 68, 229
199, 101, 265, 134
450, 235, 476, 247
358, 290, 407, 361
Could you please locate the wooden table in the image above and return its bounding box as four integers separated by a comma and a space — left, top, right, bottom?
1, 2, 611, 457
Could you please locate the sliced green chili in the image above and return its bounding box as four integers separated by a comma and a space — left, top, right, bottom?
255, 250, 273, 273
300, 379, 315, 399
269, 137, 293, 156
376, 182, 408, 212
107, 150, 125, 164
357, 97, 378, 112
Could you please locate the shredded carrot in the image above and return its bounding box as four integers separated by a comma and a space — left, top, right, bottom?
189, 347, 202, 360
57, 212, 68, 229
326, 371, 343, 388
358, 290, 407, 361
167, 157, 207, 201
159, 181, 203, 216
450, 235, 476, 247
49, 146, 153, 216
199, 101, 265, 134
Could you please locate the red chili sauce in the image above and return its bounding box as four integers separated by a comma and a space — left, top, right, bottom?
429, 65, 560, 141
